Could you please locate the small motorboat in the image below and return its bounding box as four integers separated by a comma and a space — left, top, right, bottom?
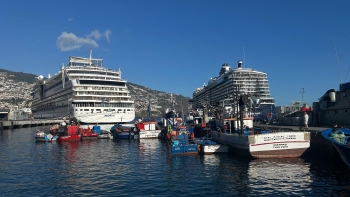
135, 120, 161, 139
167, 127, 198, 155
57, 125, 81, 142
195, 138, 228, 154
35, 130, 57, 142
112, 124, 135, 139
98, 130, 112, 139
80, 126, 98, 140
321, 127, 350, 166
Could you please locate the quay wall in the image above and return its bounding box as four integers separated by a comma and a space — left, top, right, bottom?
0, 119, 64, 130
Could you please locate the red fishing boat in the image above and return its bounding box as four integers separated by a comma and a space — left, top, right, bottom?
57, 125, 81, 142
80, 126, 98, 140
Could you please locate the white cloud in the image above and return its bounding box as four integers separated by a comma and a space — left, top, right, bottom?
86, 30, 102, 40
56, 32, 99, 51
68, 18, 73, 21
104, 29, 112, 42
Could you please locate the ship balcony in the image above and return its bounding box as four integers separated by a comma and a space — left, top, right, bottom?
74, 86, 127, 91
73, 93, 131, 97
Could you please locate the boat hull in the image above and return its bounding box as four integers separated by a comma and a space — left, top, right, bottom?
34, 133, 57, 142
170, 144, 198, 155
35, 136, 57, 142
198, 144, 228, 154
138, 130, 161, 139
211, 130, 310, 158
321, 128, 350, 166
114, 132, 134, 139
57, 135, 81, 142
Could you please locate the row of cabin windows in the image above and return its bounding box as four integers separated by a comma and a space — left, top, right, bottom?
75, 109, 133, 112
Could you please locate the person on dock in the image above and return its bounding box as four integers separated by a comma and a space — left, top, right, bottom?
304, 111, 309, 129
224, 122, 230, 133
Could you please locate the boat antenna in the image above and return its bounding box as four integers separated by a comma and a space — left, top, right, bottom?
243, 46, 245, 68
333, 38, 342, 85
300, 88, 305, 104
89, 50, 92, 66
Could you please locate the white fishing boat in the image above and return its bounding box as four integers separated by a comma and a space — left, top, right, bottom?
210, 116, 310, 158
135, 120, 161, 139
31, 51, 135, 124
195, 138, 228, 154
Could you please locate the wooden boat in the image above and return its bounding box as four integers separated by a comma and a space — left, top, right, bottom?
57, 125, 81, 142
135, 121, 161, 139
111, 124, 135, 139
49, 124, 59, 136
321, 127, 350, 166
210, 117, 310, 158
98, 130, 112, 139
34, 130, 57, 142
167, 127, 198, 155
195, 138, 228, 154
80, 126, 98, 140
194, 124, 228, 154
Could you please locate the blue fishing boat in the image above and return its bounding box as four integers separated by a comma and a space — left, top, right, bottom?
167, 127, 198, 155
321, 127, 350, 166
111, 124, 135, 139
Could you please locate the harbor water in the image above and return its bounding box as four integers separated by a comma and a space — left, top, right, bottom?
1, 126, 350, 196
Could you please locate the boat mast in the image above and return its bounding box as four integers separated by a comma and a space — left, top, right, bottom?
89, 50, 92, 66
333, 38, 342, 85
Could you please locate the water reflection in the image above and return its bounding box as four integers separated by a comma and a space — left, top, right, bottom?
247, 158, 312, 195
2, 127, 350, 196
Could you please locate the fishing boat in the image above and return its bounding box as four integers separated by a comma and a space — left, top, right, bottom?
80, 125, 98, 140
57, 125, 81, 142
167, 127, 198, 155
49, 124, 59, 136
98, 130, 112, 139
200, 87, 310, 158
195, 138, 228, 154
321, 127, 350, 166
135, 120, 161, 139
111, 124, 135, 139
34, 130, 57, 142
210, 117, 310, 158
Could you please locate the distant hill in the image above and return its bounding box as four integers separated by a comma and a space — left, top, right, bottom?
0, 68, 192, 116
0, 68, 37, 84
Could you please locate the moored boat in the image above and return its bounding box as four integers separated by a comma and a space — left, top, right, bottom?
135, 120, 161, 139
195, 138, 228, 154
80, 125, 98, 140
31, 51, 135, 124
210, 117, 310, 158
57, 125, 81, 142
111, 124, 135, 139
35, 130, 57, 142
167, 127, 198, 155
321, 127, 350, 166
98, 130, 112, 139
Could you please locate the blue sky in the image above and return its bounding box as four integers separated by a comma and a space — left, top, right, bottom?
1, 0, 350, 106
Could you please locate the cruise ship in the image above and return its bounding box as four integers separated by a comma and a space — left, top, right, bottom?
31, 51, 135, 124
192, 60, 275, 121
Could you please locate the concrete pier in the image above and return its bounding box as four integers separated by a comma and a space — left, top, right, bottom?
0, 119, 64, 130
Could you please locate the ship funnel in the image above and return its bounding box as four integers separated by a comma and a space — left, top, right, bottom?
237, 60, 243, 68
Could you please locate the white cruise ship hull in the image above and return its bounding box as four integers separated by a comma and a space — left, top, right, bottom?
31, 52, 135, 124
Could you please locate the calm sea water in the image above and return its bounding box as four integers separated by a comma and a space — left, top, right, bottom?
1, 126, 350, 196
